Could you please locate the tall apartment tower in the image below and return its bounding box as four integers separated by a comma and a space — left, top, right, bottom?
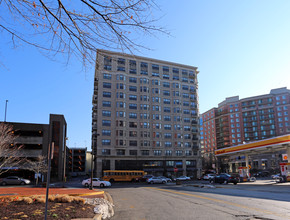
92, 50, 201, 178
200, 88, 290, 171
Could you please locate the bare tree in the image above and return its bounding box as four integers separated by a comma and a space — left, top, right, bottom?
25, 155, 48, 185
0, 123, 23, 176
0, 0, 166, 66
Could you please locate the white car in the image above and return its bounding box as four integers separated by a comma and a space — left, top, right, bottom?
82, 178, 111, 188
203, 174, 216, 180
176, 176, 191, 181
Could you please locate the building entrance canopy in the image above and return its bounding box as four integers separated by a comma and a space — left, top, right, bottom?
215, 134, 290, 157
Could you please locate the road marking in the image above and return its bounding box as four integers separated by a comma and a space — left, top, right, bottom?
148, 187, 288, 219
130, 205, 135, 209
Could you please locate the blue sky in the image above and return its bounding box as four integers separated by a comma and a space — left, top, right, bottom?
1, 1, 290, 149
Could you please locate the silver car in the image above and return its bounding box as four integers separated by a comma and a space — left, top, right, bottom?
157, 176, 172, 182
0, 176, 31, 185
147, 177, 167, 184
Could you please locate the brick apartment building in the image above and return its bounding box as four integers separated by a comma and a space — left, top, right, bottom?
200, 87, 290, 172
92, 50, 201, 178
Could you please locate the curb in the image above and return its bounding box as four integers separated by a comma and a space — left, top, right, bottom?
69, 191, 105, 197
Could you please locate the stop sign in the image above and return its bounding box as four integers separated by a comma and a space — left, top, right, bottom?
174, 168, 178, 172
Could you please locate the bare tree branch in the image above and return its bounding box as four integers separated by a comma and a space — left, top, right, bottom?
0, 0, 168, 67
24, 155, 48, 185
0, 123, 24, 176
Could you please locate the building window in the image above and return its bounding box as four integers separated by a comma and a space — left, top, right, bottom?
102, 139, 111, 146
102, 120, 111, 126
103, 91, 111, 98
141, 150, 149, 156
116, 83, 125, 89
165, 142, 172, 147
129, 95, 137, 101
103, 82, 111, 89
129, 60, 137, 74
164, 115, 171, 121
129, 150, 137, 156
165, 150, 172, 156
185, 150, 192, 156
129, 113, 137, 119
104, 56, 112, 70
116, 111, 125, 118
129, 131, 137, 137
129, 122, 138, 128
164, 124, 171, 130
103, 73, 112, 80
163, 90, 170, 96
164, 107, 171, 113
129, 77, 137, 83
129, 140, 138, 146
154, 150, 162, 156
164, 133, 172, 138
117, 58, 126, 71
102, 130, 111, 136
172, 68, 179, 74
102, 149, 111, 155
129, 86, 137, 92
116, 149, 125, 155
129, 103, 137, 110
102, 110, 111, 117
176, 150, 183, 156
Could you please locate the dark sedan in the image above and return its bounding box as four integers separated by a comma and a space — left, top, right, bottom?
210, 174, 238, 185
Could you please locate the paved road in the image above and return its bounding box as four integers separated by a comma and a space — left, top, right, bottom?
106, 182, 290, 220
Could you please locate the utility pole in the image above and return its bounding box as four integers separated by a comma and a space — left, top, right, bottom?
4, 100, 8, 122
44, 142, 54, 220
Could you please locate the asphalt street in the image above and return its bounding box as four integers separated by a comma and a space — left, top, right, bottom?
105, 181, 290, 220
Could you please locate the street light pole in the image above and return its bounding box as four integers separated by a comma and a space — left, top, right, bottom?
4, 100, 8, 122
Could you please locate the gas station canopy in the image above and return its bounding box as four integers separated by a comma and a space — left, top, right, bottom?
215, 134, 290, 157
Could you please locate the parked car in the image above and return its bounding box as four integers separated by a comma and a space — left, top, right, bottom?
253, 171, 270, 177
82, 178, 111, 188
0, 176, 31, 186
203, 174, 216, 180
271, 173, 281, 179
140, 174, 154, 182
210, 174, 238, 185
147, 177, 167, 184
157, 176, 172, 182
176, 176, 191, 181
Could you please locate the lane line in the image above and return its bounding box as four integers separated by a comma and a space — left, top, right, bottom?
148, 187, 289, 219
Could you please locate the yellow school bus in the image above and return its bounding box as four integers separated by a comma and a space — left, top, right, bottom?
103, 170, 145, 182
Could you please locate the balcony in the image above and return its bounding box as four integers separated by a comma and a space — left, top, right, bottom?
216, 110, 228, 116
192, 136, 198, 141
191, 128, 199, 133
189, 89, 196, 94
189, 73, 195, 78
191, 120, 198, 125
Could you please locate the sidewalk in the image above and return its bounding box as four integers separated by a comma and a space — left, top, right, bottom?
0, 186, 104, 198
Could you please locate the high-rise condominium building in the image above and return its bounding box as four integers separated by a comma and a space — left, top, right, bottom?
200, 87, 290, 171
92, 50, 201, 178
